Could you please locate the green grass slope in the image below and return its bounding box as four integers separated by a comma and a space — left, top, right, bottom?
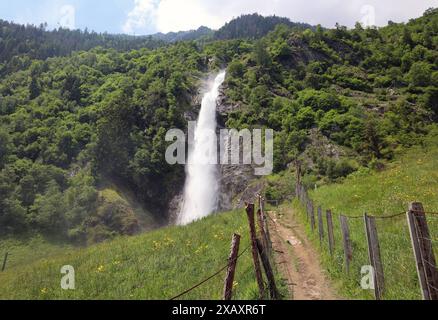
0, 210, 284, 300
292, 143, 438, 300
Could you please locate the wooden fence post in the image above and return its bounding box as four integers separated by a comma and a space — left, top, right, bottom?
406, 202, 438, 300
364, 213, 385, 300
258, 196, 272, 256
326, 210, 335, 256
257, 208, 270, 257
306, 199, 310, 222
256, 238, 280, 300
223, 234, 241, 300
295, 160, 301, 198
318, 206, 324, 244
309, 201, 316, 232
245, 203, 265, 299
1, 252, 8, 272
264, 209, 273, 256
339, 215, 353, 274
304, 197, 309, 221
297, 186, 302, 203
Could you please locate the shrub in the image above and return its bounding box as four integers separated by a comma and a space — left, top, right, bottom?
228, 60, 245, 78
408, 62, 432, 87
298, 89, 341, 112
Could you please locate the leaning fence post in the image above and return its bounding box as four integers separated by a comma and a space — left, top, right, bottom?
223, 234, 241, 300
339, 215, 353, 274
257, 208, 270, 257
318, 206, 324, 244
256, 238, 280, 300
259, 196, 272, 256
246, 203, 266, 299
406, 202, 438, 300
326, 210, 335, 256
2, 252, 9, 272
364, 213, 385, 300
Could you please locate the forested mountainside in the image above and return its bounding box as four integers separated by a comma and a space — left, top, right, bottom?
0, 9, 437, 244
151, 26, 214, 43
222, 8, 438, 177
214, 13, 313, 40
0, 20, 167, 76
0, 14, 311, 77
150, 12, 312, 43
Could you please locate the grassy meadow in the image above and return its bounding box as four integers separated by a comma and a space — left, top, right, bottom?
0, 209, 286, 300
290, 144, 438, 300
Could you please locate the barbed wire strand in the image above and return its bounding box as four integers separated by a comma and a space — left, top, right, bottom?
298, 200, 438, 221
296, 183, 438, 219
422, 258, 438, 271
168, 245, 250, 301
428, 283, 438, 293
374, 212, 406, 219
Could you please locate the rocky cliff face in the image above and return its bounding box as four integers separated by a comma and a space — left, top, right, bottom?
217, 85, 265, 211
166, 82, 264, 223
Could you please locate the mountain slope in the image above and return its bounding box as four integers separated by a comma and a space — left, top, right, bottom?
0, 19, 166, 76
1, 8, 437, 247
215, 13, 313, 40
151, 26, 214, 42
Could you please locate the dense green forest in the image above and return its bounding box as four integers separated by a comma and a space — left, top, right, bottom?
214, 13, 312, 40
0, 13, 310, 77
223, 9, 438, 178
0, 9, 437, 244
0, 20, 168, 76
151, 26, 214, 43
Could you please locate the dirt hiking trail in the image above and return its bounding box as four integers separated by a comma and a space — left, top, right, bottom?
267, 205, 339, 300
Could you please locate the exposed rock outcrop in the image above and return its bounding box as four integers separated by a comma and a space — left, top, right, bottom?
216, 85, 263, 211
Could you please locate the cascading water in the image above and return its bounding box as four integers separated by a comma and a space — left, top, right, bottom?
177, 71, 226, 225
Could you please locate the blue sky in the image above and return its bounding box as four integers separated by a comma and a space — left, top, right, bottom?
0, 0, 138, 34
0, 0, 436, 35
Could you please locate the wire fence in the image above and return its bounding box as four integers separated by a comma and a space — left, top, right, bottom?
169, 245, 250, 300
294, 180, 438, 300
168, 198, 281, 301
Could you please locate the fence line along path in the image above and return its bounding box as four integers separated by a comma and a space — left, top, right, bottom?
294, 173, 438, 300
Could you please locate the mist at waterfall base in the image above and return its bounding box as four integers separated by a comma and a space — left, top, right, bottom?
177, 71, 226, 226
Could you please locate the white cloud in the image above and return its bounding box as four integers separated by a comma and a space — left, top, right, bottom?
14, 1, 77, 30
59, 5, 76, 29
156, 0, 223, 33
122, 0, 157, 34
122, 0, 437, 35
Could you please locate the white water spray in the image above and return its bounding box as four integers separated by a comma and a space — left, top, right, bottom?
178, 71, 226, 225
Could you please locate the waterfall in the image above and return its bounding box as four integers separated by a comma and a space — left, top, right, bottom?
177, 71, 226, 225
